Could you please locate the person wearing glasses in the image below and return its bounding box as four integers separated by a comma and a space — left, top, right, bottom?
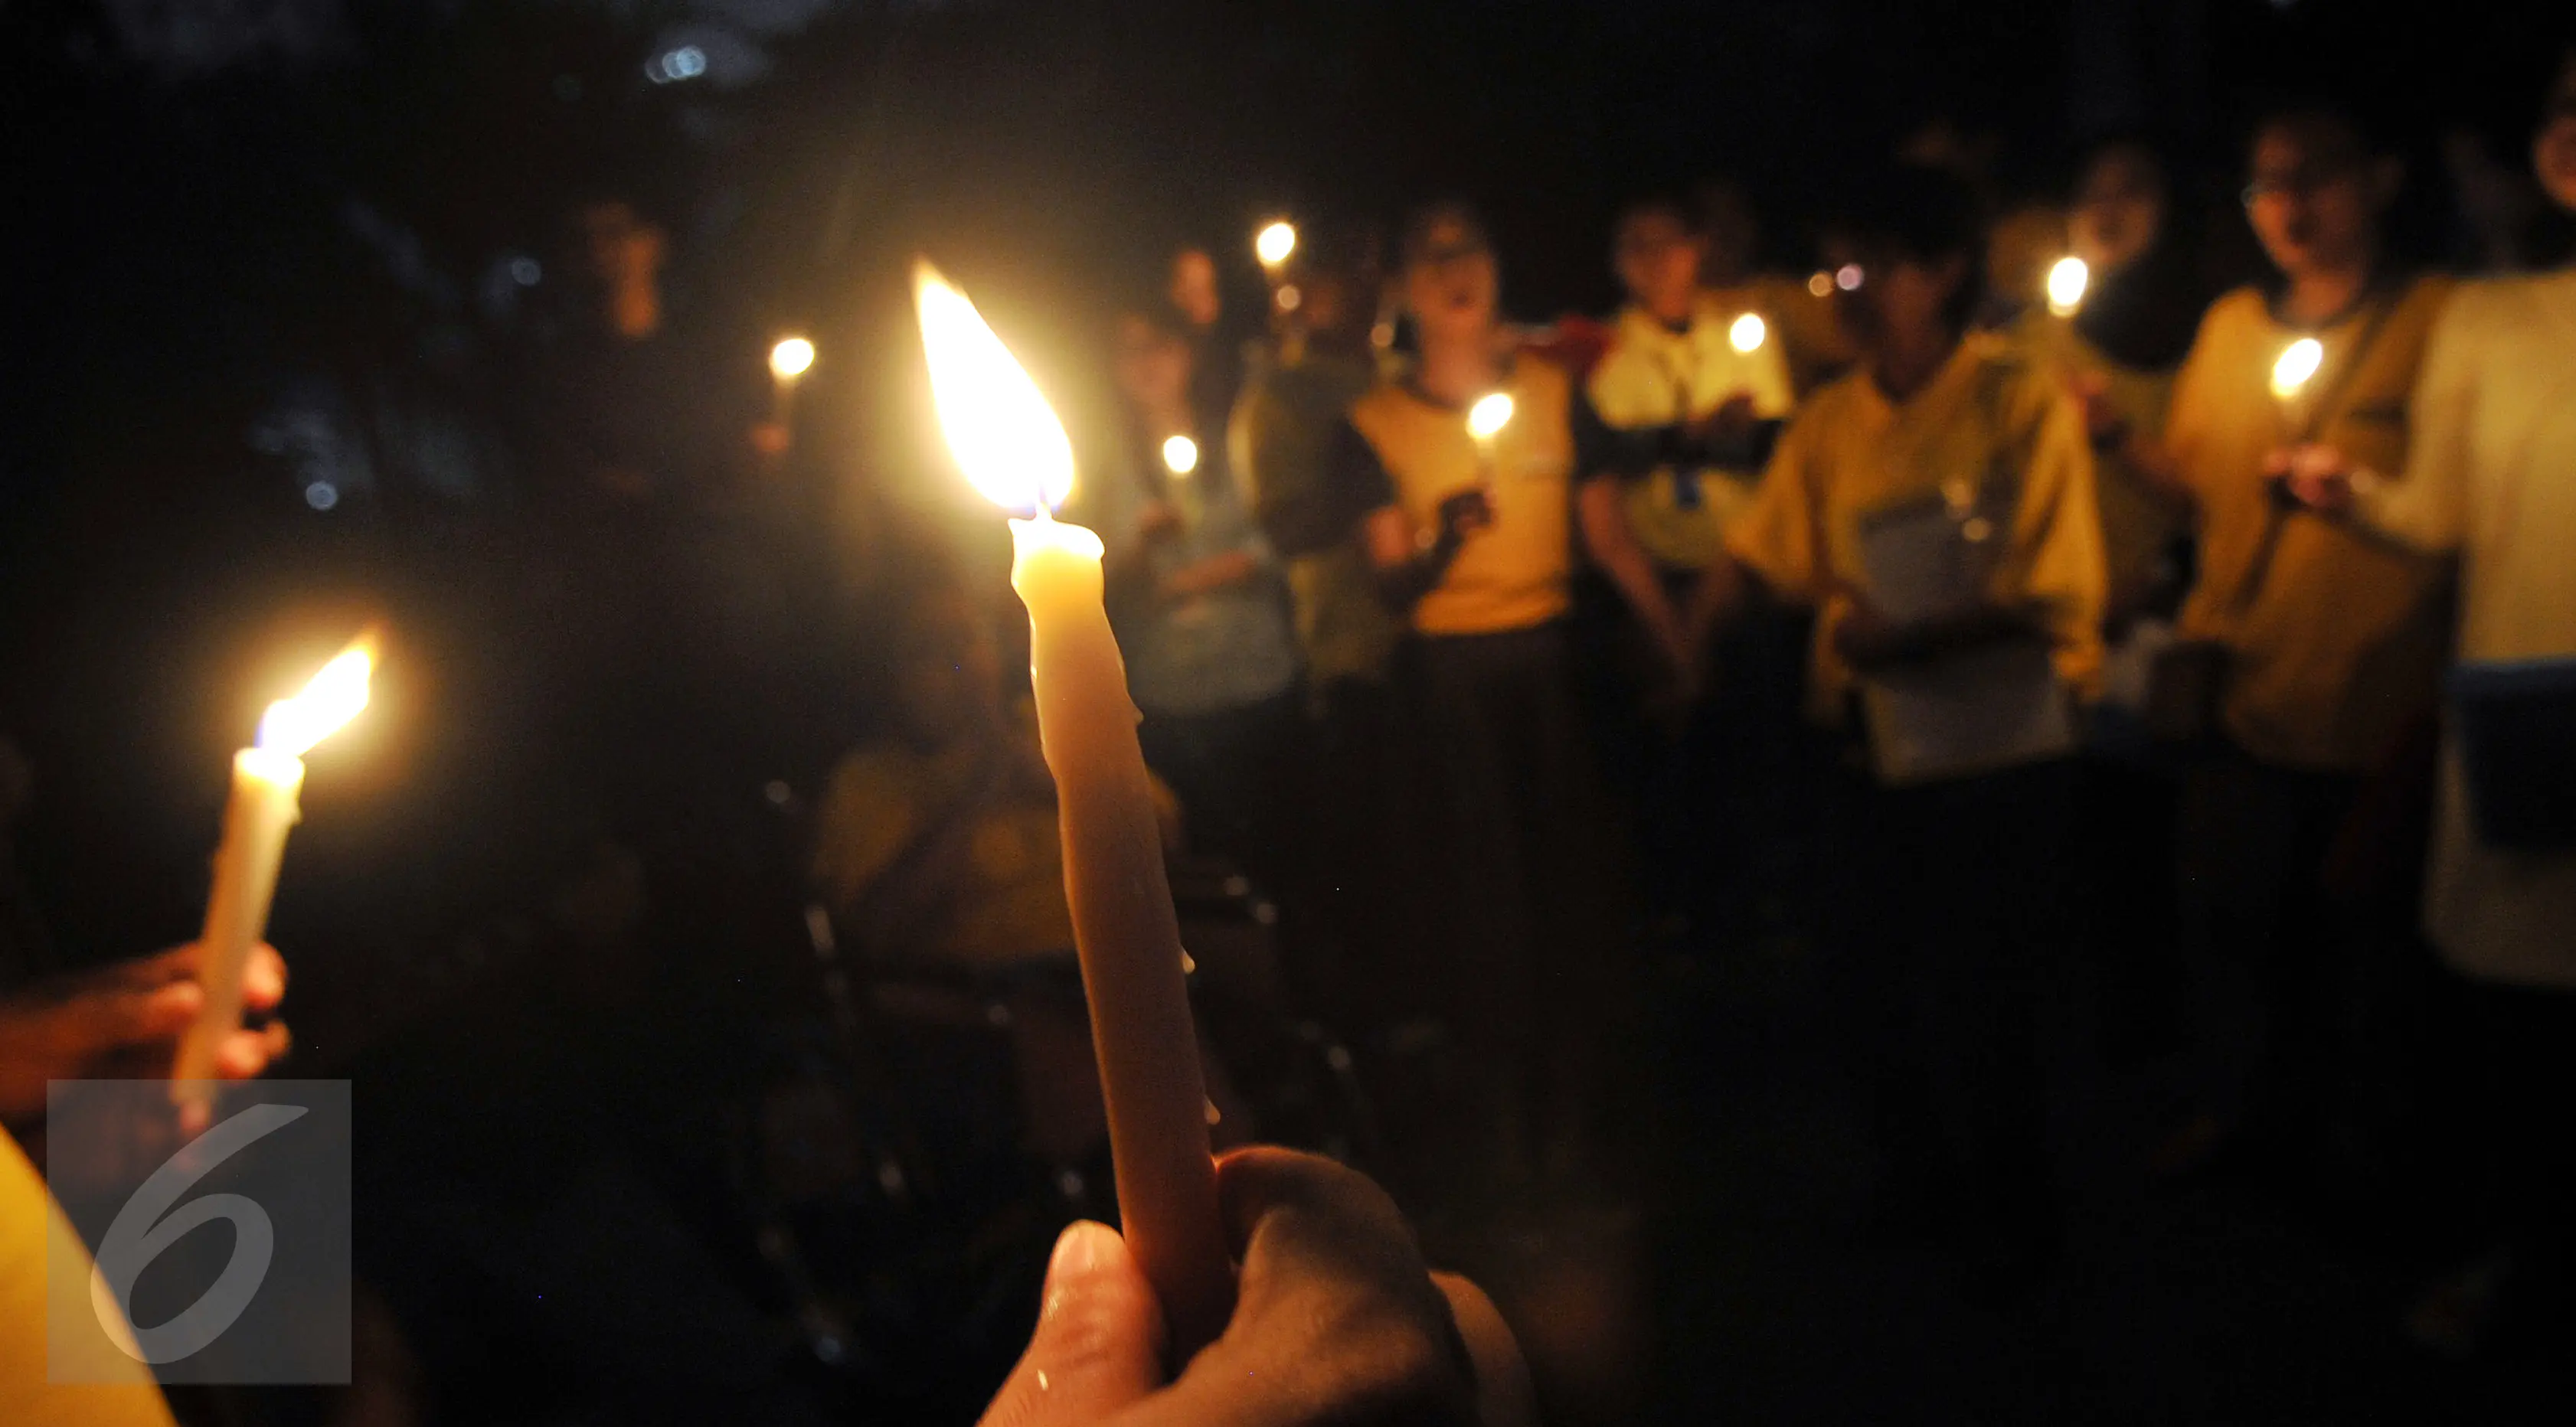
2119, 100, 2453, 1181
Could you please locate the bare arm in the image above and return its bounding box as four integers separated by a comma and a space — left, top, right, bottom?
1576, 476, 1689, 673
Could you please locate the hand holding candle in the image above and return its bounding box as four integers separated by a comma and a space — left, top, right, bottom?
171, 639, 371, 1107
915, 262, 1234, 1357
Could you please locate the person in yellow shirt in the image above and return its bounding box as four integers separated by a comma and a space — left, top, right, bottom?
2015, 141, 2207, 634
2008, 139, 2214, 1066
1582, 197, 1809, 932
2119, 102, 2454, 1174
1704, 162, 2107, 1286
1326, 203, 1631, 1189
1587, 198, 1800, 577
811, 586, 1177, 971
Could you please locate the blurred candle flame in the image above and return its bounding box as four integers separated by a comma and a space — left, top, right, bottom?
1728, 312, 1767, 354
255, 639, 374, 756
1162, 434, 1200, 476
770, 336, 816, 380
1255, 220, 1297, 269
2270, 337, 2325, 401
1467, 392, 1516, 441
915, 260, 1076, 512
2045, 256, 2089, 318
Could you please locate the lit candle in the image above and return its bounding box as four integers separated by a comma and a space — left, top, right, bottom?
172, 640, 373, 1105
2271, 336, 2323, 403
1728, 312, 1767, 354
2045, 256, 2089, 318
769, 335, 816, 433
1160, 434, 1200, 478
1254, 220, 1297, 273
914, 261, 1232, 1354
1467, 390, 1515, 489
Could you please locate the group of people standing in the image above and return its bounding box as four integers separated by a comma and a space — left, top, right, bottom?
1057, 56, 2576, 1328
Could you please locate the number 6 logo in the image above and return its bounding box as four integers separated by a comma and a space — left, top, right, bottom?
87, 1103, 310, 1364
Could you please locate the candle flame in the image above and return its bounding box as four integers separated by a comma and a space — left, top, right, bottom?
256, 639, 374, 756
1728, 312, 1767, 354
2270, 337, 2325, 400
1161, 434, 1200, 476
1255, 220, 1297, 269
914, 260, 1076, 513
2045, 256, 2089, 317
1467, 392, 1515, 441
769, 336, 816, 380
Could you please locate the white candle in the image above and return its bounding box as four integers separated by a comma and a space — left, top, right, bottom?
171, 642, 371, 1105
915, 262, 1232, 1355
1467, 390, 1515, 490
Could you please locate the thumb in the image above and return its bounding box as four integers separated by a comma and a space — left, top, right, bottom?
978, 1221, 1168, 1427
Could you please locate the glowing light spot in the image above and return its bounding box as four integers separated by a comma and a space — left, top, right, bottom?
1728, 312, 1767, 353
770, 335, 816, 380
510, 256, 542, 286
304, 481, 339, 511
1808, 271, 1834, 298
1161, 434, 1200, 476
1467, 392, 1515, 441
914, 260, 1077, 513
2270, 337, 2324, 400
1836, 264, 1864, 292
2045, 256, 2089, 317
1275, 283, 1303, 312
255, 642, 374, 756
1255, 220, 1297, 269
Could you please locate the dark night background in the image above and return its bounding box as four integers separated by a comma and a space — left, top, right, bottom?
10, 0, 2567, 960
7, 2, 2576, 1422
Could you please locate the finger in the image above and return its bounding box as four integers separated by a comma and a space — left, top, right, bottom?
1217, 1147, 1420, 1282
1212, 1148, 1469, 1401
976, 1221, 1165, 1427
241, 944, 288, 1013
1433, 1273, 1539, 1427
215, 1020, 292, 1079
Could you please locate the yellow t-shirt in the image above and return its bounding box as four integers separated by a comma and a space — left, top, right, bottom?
1587, 298, 1798, 570
2166, 276, 2454, 771
1, 1129, 179, 1427
1726, 334, 2108, 719
1347, 351, 1577, 636
2008, 309, 2182, 603
812, 710, 1077, 970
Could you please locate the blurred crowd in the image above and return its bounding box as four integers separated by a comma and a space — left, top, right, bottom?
6, 37, 2576, 1427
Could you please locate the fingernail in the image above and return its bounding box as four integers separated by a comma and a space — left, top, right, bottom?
1050, 1220, 1107, 1282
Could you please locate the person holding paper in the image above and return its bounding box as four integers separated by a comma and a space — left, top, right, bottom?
1708, 161, 2106, 1293
2283, 46, 2576, 1353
